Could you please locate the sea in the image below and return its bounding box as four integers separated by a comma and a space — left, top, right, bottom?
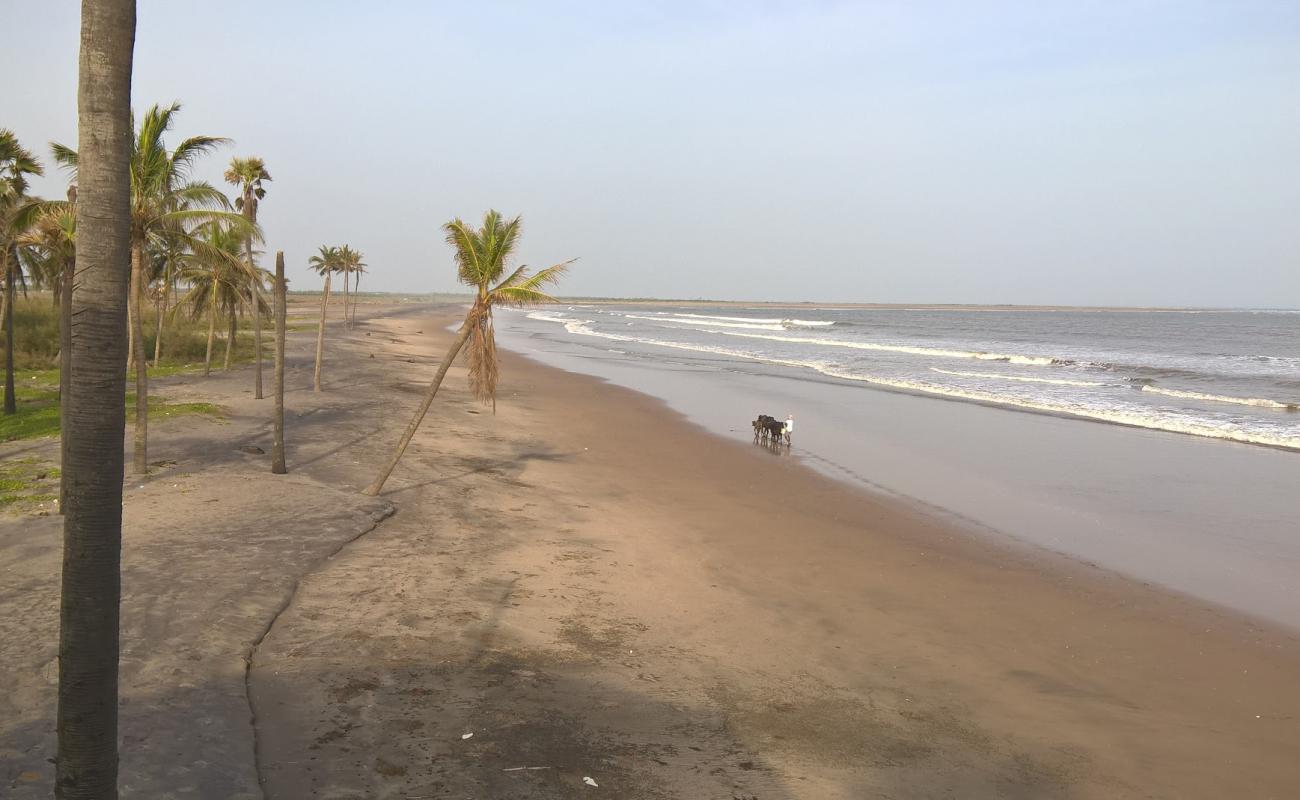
496, 303, 1300, 629
516, 305, 1300, 450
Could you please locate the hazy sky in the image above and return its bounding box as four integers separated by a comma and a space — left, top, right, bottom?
4, 1, 1298, 306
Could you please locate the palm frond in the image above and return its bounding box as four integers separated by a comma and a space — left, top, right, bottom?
489, 260, 574, 307
49, 142, 79, 172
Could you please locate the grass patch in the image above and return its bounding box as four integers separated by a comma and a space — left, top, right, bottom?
0, 384, 224, 443
3, 293, 271, 371
0, 458, 60, 514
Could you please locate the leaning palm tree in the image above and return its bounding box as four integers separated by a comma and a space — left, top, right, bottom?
308, 245, 338, 391
57, 2, 134, 795
1, 128, 45, 415
363, 211, 572, 495
223, 156, 270, 397
54, 102, 251, 473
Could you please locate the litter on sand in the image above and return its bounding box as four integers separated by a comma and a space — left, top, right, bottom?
460, 732, 474, 740
499, 764, 551, 775
583, 776, 599, 787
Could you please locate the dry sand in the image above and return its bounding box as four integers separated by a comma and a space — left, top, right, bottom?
3, 301, 1298, 798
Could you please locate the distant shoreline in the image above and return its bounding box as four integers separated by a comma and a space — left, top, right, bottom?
303, 291, 1298, 313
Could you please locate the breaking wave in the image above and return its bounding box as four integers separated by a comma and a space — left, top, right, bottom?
670, 312, 835, 328
714, 330, 1064, 365
1140, 385, 1298, 410
929, 368, 1109, 387
522, 312, 1300, 450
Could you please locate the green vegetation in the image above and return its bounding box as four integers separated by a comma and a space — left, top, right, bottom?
0, 457, 60, 513
0, 368, 224, 443
3, 294, 268, 371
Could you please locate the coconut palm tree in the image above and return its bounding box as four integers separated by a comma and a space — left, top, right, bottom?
176, 221, 262, 376
1, 129, 45, 415
224, 156, 270, 397
337, 244, 365, 327
54, 102, 250, 473
57, 2, 134, 795
350, 261, 367, 326
364, 211, 572, 495
308, 245, 338, 391
15, 191, 77, 510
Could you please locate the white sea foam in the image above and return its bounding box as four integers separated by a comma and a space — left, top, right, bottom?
624, 314, 788, 331
714, 330, 1062, 365
522, 312, 1300, 450
1140, 385, 1298, 410
671, 312, 834, 327
929, 368, 1108, 387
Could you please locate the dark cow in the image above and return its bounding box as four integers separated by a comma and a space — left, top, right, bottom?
752, 414, 786, 447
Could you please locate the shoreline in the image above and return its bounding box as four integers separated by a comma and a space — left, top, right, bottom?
498, 310, 1300, 630
4, 301, 1299, 797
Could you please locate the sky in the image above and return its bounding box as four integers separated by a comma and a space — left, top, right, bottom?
3, 1, 1298, 307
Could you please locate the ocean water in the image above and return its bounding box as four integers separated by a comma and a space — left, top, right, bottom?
514, 305, 1300, 450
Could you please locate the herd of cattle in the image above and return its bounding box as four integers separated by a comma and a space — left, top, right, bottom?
752, 414, 791, 446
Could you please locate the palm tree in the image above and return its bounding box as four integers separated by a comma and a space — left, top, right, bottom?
364, 211, 572, 495
147, 210, 189, 367
337, 244, 365, 327
54, 102, 248, 473
308, 245, 338, 391
57, 2, 135, 796
350, 261, 367, 326
1, 129, 45, 415
176, 221, 261, 376
15, 191, 76, 511
223, 156, 270, 397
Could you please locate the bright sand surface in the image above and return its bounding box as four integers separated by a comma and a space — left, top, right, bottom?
2, 302, 1298, 798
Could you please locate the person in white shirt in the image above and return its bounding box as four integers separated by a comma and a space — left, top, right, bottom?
783, 414, 794, 444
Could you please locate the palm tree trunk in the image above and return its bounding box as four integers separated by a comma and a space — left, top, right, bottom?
363, 319, 474, 495
272, 251, 287, 474
342, 268, 350, 329
224, 307, 235, 370
151, 256, 168, 366
125, 281, 134, 373
313, 272, 331, 391
58, 1, 135, 795
204, 292, 216, 376
59, 259, 73, 513
247, 233, 263, 399
130, 240, 148, 474
2, 253, 15, 415
351, 273, 360, 325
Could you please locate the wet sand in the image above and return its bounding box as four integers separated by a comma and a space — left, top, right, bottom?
3, 302, 1299, 798
498, 313, 1300, 631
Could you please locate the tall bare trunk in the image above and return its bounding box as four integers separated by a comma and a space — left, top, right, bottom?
224, 307, 235, 370
2, 252, 14, 415
129, 240, 147, 474
246, 229, 262, 398
363, 319, 475, 495
351, 273, 360, 325
313, 272, 331, 391
272, 251, 287, 474
151, 255, 168, 366
59, 259, 73, 513
58, 2, 134, 796
203, 291, 216, 376
342, 269, 350, 329
124, 281, 133, 373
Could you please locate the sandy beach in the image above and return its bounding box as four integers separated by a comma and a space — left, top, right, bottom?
3, 301, 1299, 799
